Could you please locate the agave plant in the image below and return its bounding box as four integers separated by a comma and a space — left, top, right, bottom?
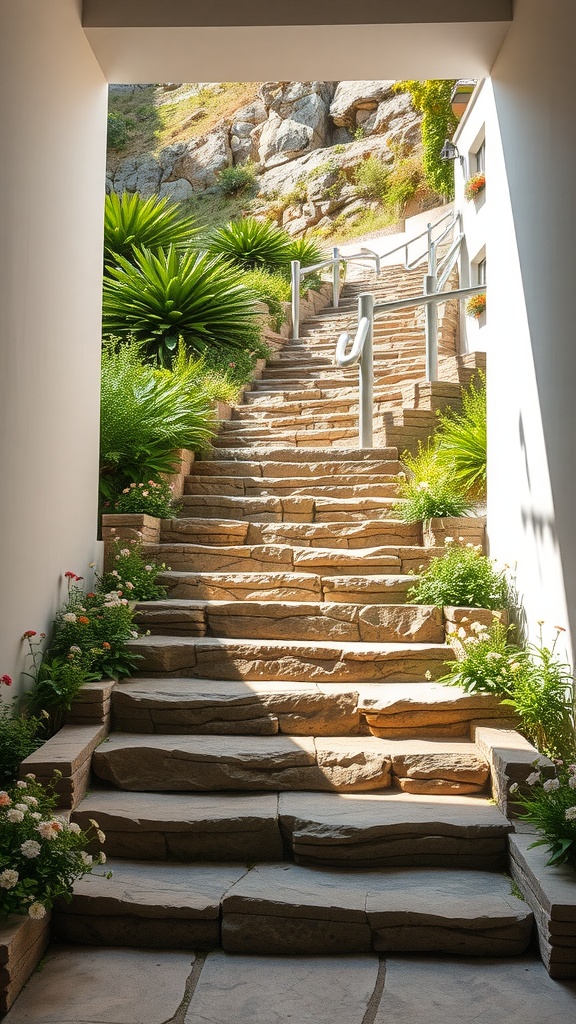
100, 342, 216, 500
204, 217, 293, 273
287, 236, 329, 270
104, 191, 198, 269
102, 245, 262, 367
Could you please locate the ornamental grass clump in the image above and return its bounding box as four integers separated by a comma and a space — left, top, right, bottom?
434, 374, 487, 500
97, 535, 168, 602
408, 539, 509, 609
512, 760, 576, 867
0, 773, 108, 920
393, 443, 474, 523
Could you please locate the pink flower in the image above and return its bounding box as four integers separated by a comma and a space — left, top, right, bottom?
0, 791, 13, 806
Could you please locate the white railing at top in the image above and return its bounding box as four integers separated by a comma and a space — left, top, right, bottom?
289, 209, 457, 339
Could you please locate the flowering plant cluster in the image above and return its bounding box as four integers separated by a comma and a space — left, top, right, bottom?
113, 479, 180, 519
408, 538, 509, 609
48, 584, 141, 682
511, 759, 576, 867
464, 173, 486, 201
393, 443, 474, 524
465, 293, 486, 319
97, 533, 168, 602
0, 675, 42, 786
0, 773, 109, 919
441, 622, 575, 761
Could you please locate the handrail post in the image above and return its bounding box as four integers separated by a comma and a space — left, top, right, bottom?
291, 260, 300, 339
358, 292, 374, 448
424, 274, 438, 382
374, 253, 381, 277
332, 247, 340, 309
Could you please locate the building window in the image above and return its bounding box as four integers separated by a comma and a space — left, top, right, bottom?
474, 140, 486, 174
477, 258, 487, 286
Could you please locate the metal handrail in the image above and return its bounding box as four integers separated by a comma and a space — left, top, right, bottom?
334, 294, 374, 447
290, 210, 457, 339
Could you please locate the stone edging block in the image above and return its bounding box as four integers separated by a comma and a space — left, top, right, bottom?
19, 723, 108, 810
67, 679, 115, 728
473, 726, 552, 817
0, 913, 51, 1015
509, 832, 576, 978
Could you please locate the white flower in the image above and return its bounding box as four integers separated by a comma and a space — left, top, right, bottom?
67, 822, 81, 833
23, 796, 38, 807
36, 821, 59, 840
7, 809, 24, 823
0, 869, 19, 889
99, 852, 107, 864
24, 773, 36, 780
130, 630, 138, 639
526, 772, 541, 787
565, 806, 576, 821
120, 548, 130, 557
424, 670, 432, 681
111, 570, 120, 578
16, 780, 27, 789
444, 537, 454, 545
486, 652, 503, 662
20, 840, 41, 858
144, 565, 153, 572
457, 627, 467, 640
15, 803, 29, 812
28, 902, 46, 920
97, 829, 106, 843
417, 481, 430, 491
543, 778, 560, 793
63, 612, 77, 623
69, 645, 82, 654
29, 812, 41, 821
470, 621, 484, 634
509, 783, 519, 794
125, 581, 134, 590
569, 776, 576, 790
80, 852, 93, 867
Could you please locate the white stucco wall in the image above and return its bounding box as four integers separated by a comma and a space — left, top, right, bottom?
482, 0, 576, 651
0, 0, 108, 694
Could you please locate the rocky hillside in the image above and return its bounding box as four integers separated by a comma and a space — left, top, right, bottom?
106, 81, 436, 240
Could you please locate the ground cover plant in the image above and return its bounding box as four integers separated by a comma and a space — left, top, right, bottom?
512, 760, 576, 867
0, 773, 108, 920
97, 535, 168, 602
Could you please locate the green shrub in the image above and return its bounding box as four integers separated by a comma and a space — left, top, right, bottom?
104, 192, 198, 268
100, 344, 215, 500
288, 236, 329, 272
435, 374, 487, 499
200, 338, 270, 387
502, 627, 576, 760
241, 268, 290, 332
25, 652, 90, 735
385, 152, 427, 212
216, 163, 257, 196
113, 479, 180, 518
353, 156, 390, 200
48, 586, 140, 682
102, 245, 262, 366
408, 541, 509, 609
394, 443, 474, 523
0, 697, 42, 786
107, 111, 132, 151
97, 535, 168, 601
204, 218, 293, 273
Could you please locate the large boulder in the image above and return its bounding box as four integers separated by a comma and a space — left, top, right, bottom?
330, 81, 395, 129
364, 92, 421, 146
257, 82, 335, 168
110, 155, 162, 197
160, 127, 233, 189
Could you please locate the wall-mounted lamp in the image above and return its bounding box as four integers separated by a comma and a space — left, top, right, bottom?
440, 140, 464, 164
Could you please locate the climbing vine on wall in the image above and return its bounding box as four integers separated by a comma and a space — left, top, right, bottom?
394, 80, 458, 199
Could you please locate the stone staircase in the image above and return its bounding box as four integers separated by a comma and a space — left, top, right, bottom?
53, 264, 532, 957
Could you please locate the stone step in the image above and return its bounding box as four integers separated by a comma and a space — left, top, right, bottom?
91, 734, 488, 795
134, 599, 444, 644
191, 458, 402, 478
220, 862, 533, 956
126, 635, 454, 683
109, 679, 512, 741
145, 540, 439, 575
53, 860, 533, 955
184, 479, 397, 499
160, 518, 420, 550
207, 447, 398, 463
174, 494, 401, 523
211, 430, 362, 449
111, 678, 363, 736
70, 789, 511, 868
158, 571, 415, 605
